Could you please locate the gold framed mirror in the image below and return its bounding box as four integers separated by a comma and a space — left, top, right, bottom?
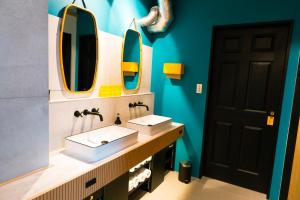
59, 4, 98, 94
121, 24, 142, 94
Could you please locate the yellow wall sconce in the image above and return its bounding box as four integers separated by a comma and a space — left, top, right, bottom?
122, 62, 139, 76
163, 63, 184, 80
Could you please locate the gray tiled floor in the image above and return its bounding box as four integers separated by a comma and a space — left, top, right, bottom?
140, 171, 266, 200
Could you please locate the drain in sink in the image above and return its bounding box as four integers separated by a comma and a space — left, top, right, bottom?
101, 140, 109, 145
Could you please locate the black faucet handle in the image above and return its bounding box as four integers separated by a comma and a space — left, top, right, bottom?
138, 101, 143, 104
83, 109, 89, 115
91, 108, 99, 113
74, 111, 83, 117
129, 103, 135, 108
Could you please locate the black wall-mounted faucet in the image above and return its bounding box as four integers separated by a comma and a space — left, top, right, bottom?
129, 102, 149, 111
129, 103, 135, 109
74, 110, 83, 117
83, 108, 103, 121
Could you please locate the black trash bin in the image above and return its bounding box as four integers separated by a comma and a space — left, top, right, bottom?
178, 160, 192, 183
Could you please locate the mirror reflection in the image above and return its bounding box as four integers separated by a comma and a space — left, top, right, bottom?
122, 29, 142, 93
61, 5, 97, 92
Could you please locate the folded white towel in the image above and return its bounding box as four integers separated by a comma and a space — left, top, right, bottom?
141, 160, 147, 166
146, 156, 152, 162
130, 174, 139, 186
143, 168, 151, 178
129, 167, 135, 173
128, 167, 152, 192
128, 181, 133, 191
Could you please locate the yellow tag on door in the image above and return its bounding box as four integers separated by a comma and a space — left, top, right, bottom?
267, 116, 275, 126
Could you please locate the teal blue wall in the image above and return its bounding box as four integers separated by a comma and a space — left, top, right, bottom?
151, 0, 300, 199
48, 0, 154, 46
49, 0, 300, 199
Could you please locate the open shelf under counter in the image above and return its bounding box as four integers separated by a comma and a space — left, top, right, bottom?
0, 122, 184, 200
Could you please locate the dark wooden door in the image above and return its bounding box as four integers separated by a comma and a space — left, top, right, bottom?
204, 23, 291, 193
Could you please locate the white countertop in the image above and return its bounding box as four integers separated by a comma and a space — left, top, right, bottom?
0, 122, 183, 200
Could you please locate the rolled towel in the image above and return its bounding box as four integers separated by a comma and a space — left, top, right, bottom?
139, 172, 146, 182
129, 175, 139, 187
144, 169, 151, 179
129, 167, 135, 173
136, 168, 149, 182
129, 176, 136, 191
145, 156, 152, 163
133, 175, 139, 188
135, 163, 141, 169
137, 172, 144, 183
128, 181, 133, 192
141, 160, 147, 166
133, 179, 139, 188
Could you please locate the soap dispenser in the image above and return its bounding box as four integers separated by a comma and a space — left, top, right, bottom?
114, 113, 122, 125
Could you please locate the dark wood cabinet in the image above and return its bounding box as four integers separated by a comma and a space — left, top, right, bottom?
150, 142, 176, 192
84, 188, 103, 200
103, 172, 129, 200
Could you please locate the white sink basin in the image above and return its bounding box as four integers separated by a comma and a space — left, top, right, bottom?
127, 115, 172, 135
65, 126, 138, 162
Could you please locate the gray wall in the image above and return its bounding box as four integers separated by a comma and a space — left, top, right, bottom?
0, 1, 48, 182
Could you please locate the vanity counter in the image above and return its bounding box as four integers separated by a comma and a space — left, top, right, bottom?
0, 122, 183, 200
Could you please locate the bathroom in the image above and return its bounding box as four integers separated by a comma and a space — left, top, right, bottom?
1, 0, 300, 199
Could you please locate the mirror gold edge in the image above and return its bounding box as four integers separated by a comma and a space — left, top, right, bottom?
59, 4, 99, 94
121, 29, 143, 94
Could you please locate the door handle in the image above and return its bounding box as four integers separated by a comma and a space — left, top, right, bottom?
267, 111, 275, 126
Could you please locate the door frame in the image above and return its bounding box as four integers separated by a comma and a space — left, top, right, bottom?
200, 21, 294, 197
280, 59, 300, 200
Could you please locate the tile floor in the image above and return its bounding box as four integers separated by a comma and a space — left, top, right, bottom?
140, 171, 267, 200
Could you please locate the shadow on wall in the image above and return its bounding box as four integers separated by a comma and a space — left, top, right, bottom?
106, 0, 114, 5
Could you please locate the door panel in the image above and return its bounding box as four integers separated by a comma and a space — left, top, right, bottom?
205, 23, 291, 193
212, 122, 232, 166
245, 62, 271, 110
237, 125, 263, 174
217, 63, 239, 107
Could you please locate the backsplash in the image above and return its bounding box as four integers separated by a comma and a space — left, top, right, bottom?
49, 93, 154, 152
48, 14, 154, 152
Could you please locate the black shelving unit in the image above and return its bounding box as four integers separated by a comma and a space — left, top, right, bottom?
150, 142, 176, 192
104, 172, 129, 200
84, 188, 103, 200
128, 177, 151, 196
84, 143, 177, 200
128, 161, 152, 200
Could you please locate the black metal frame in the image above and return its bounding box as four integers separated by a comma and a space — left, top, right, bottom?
72, 0, 87, 8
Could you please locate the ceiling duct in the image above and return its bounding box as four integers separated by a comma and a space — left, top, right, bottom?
138, 0, 173, 33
